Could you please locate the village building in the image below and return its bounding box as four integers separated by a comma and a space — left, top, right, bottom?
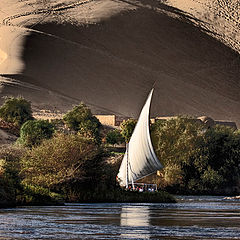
95, 114, 238, 130
94, 115, 129, 127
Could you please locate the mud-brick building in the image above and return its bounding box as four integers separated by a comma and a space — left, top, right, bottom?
95, 114, 238, 130
94, 115, 129, 127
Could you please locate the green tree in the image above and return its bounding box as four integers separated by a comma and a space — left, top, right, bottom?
151, 117, 206, 190
18, 120, 55, 147
63, 103, 101, 142
0, 97, 33, 127
120, 119, 137, 143
106, 129, 124, 146
202, 125, 240, 192
152, 117, 240, 194
0, 146, 25, 206
152, 117, 205, 167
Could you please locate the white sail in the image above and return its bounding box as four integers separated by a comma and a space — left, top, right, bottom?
117, 89, 163, 187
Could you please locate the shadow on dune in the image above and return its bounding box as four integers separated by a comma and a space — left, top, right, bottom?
2, 2, 240, 124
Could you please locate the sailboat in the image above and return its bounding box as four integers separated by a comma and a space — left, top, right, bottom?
117, 88, 163, 189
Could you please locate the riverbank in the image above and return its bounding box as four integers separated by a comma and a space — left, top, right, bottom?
0, 192, 176, 208
66, 189, 176, 204
0, 201, 16, 208
0, 184, 176, 208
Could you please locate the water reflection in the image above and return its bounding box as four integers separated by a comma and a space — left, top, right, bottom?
120, 205, 150, 239
0, 197, 240, 239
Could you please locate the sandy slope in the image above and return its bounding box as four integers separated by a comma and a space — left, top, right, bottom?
0, 0, 239, 125
0, 129, 17, 144
167, 0, 240, 53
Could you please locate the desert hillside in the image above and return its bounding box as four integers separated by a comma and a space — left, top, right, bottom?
0, 0, 239, 125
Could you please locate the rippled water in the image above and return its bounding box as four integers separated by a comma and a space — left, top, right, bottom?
0, 196, 240, 239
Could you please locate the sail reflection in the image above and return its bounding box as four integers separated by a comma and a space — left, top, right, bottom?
120, 206, 150, 239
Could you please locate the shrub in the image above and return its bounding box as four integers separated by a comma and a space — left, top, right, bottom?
21, 134, 103, 190
0, 97, 33, 127
0, 145, 25, 187
0, 145, 26, 206
120, 119, 137, 143
63, 103, 101, 142
69, 188, 176, 203
16, 184, 63, 205
201, 166, 223, 190
18, 120, 55, 147
106, 129, 124, 146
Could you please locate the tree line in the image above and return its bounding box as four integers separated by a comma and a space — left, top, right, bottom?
151, 117, 240, 195
0, 96, 239, 207
0, 97, 174, 205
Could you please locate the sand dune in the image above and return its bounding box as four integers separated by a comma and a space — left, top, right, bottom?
0, 0, 239, 125
167, 0, 240, 53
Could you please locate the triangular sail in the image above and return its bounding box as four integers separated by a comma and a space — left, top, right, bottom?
117, 89, 163, 187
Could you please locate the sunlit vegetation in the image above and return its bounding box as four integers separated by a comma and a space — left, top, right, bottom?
0, 145, 24, 207
0, 98, 174, 206
21, 134, 103, 189
1, 97, 240, 207
63, 103, 102, 143
152, 117, 240, 195
120, 119, 137, 143
0, 97, 33, 127
18, 120, 55, 147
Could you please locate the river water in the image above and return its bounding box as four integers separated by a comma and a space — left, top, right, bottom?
0, 196, 239, 240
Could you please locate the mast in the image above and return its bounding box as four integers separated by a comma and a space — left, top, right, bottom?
126, 143, 129, 189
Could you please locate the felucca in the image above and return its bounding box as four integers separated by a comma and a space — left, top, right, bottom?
117, 88, 163, 189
